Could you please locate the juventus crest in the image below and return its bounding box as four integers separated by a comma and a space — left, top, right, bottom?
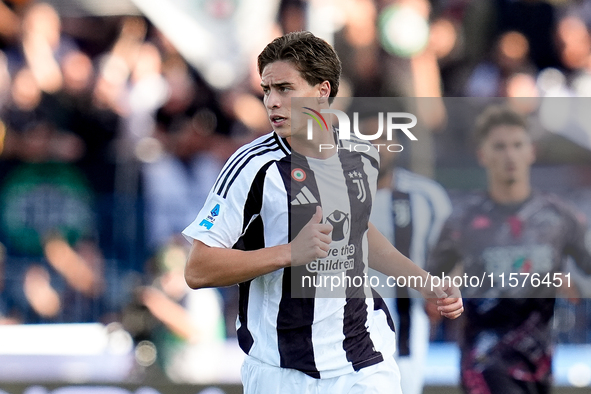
348, 170, 366, 202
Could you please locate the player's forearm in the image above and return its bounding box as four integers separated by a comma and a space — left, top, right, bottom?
367, 223, 429, 290
184, 239, 291, 288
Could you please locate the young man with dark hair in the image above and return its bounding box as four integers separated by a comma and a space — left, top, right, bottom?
183, 31, 463, 393
427, 104, 591, 394
473, 105, 528, 146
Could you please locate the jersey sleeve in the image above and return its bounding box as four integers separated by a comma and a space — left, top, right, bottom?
182, 189, 245, 248
182, 149, 262, 249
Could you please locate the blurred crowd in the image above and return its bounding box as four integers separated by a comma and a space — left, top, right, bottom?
0, 0, 590, 384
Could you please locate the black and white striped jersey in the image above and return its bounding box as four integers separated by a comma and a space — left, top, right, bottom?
183, 131, 397, 379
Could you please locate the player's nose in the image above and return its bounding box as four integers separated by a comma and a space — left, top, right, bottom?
265, 89, 281, 109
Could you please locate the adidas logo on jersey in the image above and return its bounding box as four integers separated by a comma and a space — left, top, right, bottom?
291, 186, 318, 205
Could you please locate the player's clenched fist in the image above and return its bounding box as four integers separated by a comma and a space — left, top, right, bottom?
423, 279, 464, 321
290, 206, 333, 266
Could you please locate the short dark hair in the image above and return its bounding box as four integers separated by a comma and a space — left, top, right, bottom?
474, 104, 528, 145
257, 31, 341, 102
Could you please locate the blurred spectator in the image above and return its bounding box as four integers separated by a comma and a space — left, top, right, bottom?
140, 58, 225, 254
428, 13, 464, 96
0, 120, 87, 255
496, 0, 560, 71
278, 0, 307, 34
137, 240, 226, 383
141, 108, 222, 253
42, 49, 119, 195
465, 30, 537, 97
2, 66, 43, 143
555, 15, 591, 75
433, 0, 497, 97
552, 14, 591, 97
124, 42, 168, 150
0, 119, 122, 323
333, 0, 382, 97
217, 85, 272, 141
16, 2, 78, 92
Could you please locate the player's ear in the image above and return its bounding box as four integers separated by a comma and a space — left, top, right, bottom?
318, 81, 331, 103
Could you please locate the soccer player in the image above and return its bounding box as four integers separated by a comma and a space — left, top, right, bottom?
427, 104, 591, 394
369, 124, 453, 394
182, 31, 463, 394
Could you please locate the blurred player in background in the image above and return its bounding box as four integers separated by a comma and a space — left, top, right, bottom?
427, 104, 591, 394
